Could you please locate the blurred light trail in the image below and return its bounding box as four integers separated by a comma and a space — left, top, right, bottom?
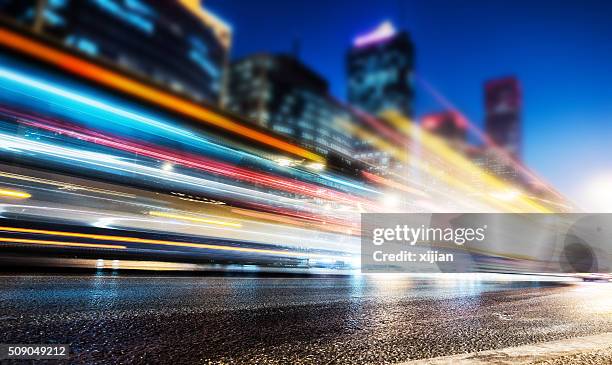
414, 74, 570, 205
0, 65, 555, 214
229, 208, 358, 236
0, 171, 136, 199
341, 115, 523, 212
382, 110, 553, 213
0, 132, 343, 217
350, 108, 408, 147
148, 211, 242, 228
0, 226, 346, 260
0, 188, 31, 199
0, 237, 126, 249
318, 173, 381, 196
0, 202, 357, 253
0, 28, 325, 163
338, 117, 406, 162
0, 70, 376, 199
11, 114, 377, 209
362, 171, 429, 198
0, 167, 175, 213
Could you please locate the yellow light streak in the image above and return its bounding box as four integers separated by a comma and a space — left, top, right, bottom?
0, 237, 126, 249
339, 118, 522, 212
0, 226, 337, 259
0, 188, 31, 199
382, 110, 553, 213
0, 28, 324, 163
148, 211, 242, 228
0, 171, 135, 198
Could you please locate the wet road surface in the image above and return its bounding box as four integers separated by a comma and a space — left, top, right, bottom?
1, 274, 612, 364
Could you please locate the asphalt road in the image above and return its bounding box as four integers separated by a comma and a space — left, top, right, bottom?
1, 274, 612, 364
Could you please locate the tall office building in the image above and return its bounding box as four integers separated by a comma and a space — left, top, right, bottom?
0, 0, 231, 106
484, 77, 522, 159
346, 21, 414, 118
228, 54, 355, 158
346, 21, 414, 174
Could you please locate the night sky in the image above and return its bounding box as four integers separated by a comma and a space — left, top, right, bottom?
208, 0, 612, 210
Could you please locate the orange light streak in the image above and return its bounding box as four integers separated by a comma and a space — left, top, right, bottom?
0, 237, 126, 249
0, 28, 324, 163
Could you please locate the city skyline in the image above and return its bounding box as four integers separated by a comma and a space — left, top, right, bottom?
1, 3, 611, 362
209, 0, 612, 211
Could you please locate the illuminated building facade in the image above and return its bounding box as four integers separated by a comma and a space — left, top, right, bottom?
346, 21, 414, 118
346, 21, 414, 174
468, 146, 519, 184
484, 76, 522, 159
228, 54, 355, 158
0, 0, 231, 106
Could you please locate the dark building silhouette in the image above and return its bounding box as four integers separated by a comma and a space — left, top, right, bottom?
484, 77, 522, 159
228, 54, 355, 159
421, 111, 467, 143
346, 21, 414, 118
0, 0, 231, 106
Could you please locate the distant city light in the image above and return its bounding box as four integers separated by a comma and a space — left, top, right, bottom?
306, 162, 325, 171
275, 158, 294, 167
161, 161, 174, 171
381, 193, 400, 208
354, 21, 396, 48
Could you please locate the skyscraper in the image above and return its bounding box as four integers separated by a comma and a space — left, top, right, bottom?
0, 0, 231, 106
346, 21, 414, 174
484, 77, 522, 159
228, 54, 355, 159
346, 21, 414, 118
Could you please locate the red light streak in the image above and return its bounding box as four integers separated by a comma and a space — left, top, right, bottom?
6, 108, 377, 209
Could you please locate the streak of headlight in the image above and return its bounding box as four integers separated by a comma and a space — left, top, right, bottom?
319, 173, 381, 195
0, 204, 356, 251
0, 134, 365, 223
0, 73, 370, 198
343, 111, 546, 212
362, 171, 429, 198
0, 28, 325, 163
414, 75, 569, 204
0, 170, 135, 198
347, 109, 408, 147
338, 117, 521, 212
0, 179, 163, 211
230, 208, 358, 235
0, 226, 345, 259
100, 216, 357, 252
0, 133, 322, 213
0, 237, 126, 249
382, 110, 552, 213
14, 116, 375, 208
148, 211, 242, 228
0, 188, 31, 199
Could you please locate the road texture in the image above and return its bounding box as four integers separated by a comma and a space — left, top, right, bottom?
1, 274, 612, 364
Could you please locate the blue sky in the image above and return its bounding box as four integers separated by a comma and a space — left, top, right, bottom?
208, 0, 612, 210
